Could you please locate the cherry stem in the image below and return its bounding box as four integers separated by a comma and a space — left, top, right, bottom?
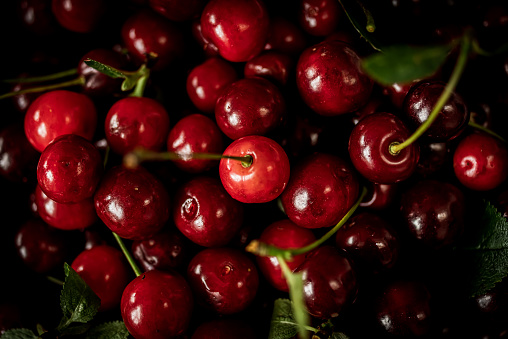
112, 232, 142, 277
46, 275, 64, 286
0, 76, 85, 100
389, 32, 472, 155
468, 120, 507, 143
2, 68, 78, 84
129, 64, 150, 98
355, 0, 376, 32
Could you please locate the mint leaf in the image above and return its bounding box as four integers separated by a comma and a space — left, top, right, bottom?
268, 299, 299, 339
338, 0, 383, 51
361, 44, 451, 85
0, 328, 38, 339
330, 333, 350, 339
85, 321, 129, 339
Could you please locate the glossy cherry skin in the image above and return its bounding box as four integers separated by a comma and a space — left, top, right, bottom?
0, 123, 38, 183
191, 19, 220, 57
360, 182, 398, 211
256, 219, 316, 292
51, 0, 106, 33
404, 80, 469, 141
382, 79, 420, 109
186, 57, 238, 114
167, 114, 224, 173
400, 179, 465, 249
295, 245, 357, 319
298, 0, 342, 36
416, 141, 449, 177
173, 176, 244, 247
121, 9, 184, 70
94, 165, 171, 240
244, 51, 293, 86
219, 135, 290, 203
296, 40, 373, 116
200, 0, 270, 62
280, 153, 360, 229
24, 90, 98, 152
149, 0, 206, 21
121, 270, 193, 339
336, 212, 400, 273
264, 16, 307, 56
348, 112, 420, 184
187, 247, 259, 314
35, 185, 97, 230
215, 77, 286, 140
71, 245, 131, 311
15, 219, 68, 273
191, 318, 256, 339
453, 132, 508, 191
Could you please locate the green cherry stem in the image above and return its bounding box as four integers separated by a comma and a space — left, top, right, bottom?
2, 68, 78, 83
46, 275, 65, 286
112, 232, 142, 277
389, 32, 472, 155
468, 120, 507, 143
129, 64, 150, 98
355, 0, 376, 32
0, 76, 85, 100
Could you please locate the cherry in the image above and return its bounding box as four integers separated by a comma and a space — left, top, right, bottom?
121, 270, 194, 339
51, 0, 106, 33
264, 16, 307, 56
382, 79, 421, 109
296, 39, 373, 116
105, 96, 170, 155
34, 185, 97, 231
295, 245, 357, 319
191, 318, 257, 339
173, 176, 244, 247
453, 132, 508, 191
298, 0, 343, 36
18, 0, 59, 36
187, 247, 259, 314
0, 123, 38, 183
0, 303, 23, 335
416, 141, 449, 177
11, 77, 41, 113
24, 90, 98, 152
186, 57, 238, 114
256, 219, 316, 292
71, 245, 131, 311
190, 19, 220, 57
244, 51, 293, 86
94, 165, 171, 240
200, 0, 270, 62
149, 0, 207, 22
280, 153, 360, 229
219, 135, 290, 203
335, 212, 400, 273
360, 182, 398, 211
348, 112, 420, 184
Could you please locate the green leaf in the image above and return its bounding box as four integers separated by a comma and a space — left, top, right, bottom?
361, 44, 451, 85
84, 59, 127, 79
268, 299, 299, 339
338, 0, 383, 51
0, 328, 38, 339
85, 321, 129, 339
330, 333, 351, 339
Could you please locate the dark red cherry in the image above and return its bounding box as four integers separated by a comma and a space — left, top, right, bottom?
336, 212, 400, 273
416, 141, 449, 177
215, 77, 286, 140
256, 219, 316, 292
121, 9, 184, 70
187, 247, 259, 314
200, 0, 270, 62
191, 19, 220, 57
453, 132, 508, 191
149, 0, 206, 22
403, 80, 469, 141
348, 112, 420, 184
219, 135, 290, 203
11, 77, 42, 113
173, 176, 244, 247
37, 134, 103, 204
264, 16, 307, 56
298, 0, 343, 36
295, 245, 357, 319
51, 0, 106, 33
132, 229, 189, 271
400, 179, 465, 249
18, 0, 59, 35
71, 245, 131, 311
105, 96, 170, 155
382, 79, 421, 109
0, 123, 38, 183
191, 318, 256, 339
24, 90, 98, 152
94, 165, 171, 240
15, 219, 68, 273
244, 51, 293, 86
186, 57, 238, 114
121, 270, 193, 339
374, 280, 432, 337
280, 153, 360, 229
360, 182, 398, 211
0, 303, 23, 335
296, 40, 373, 116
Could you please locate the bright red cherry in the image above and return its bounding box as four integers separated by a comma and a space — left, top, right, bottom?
215, 77, 286, 140
105, 96, 170, 155
219, 135, 290, 203
94, 165, 171, 240
348, 112, 420, 184
453, 132, 508, 191
0, 123, 38, 183
200, 0, 270, 62
149, 0, 206, 22
244, 51, 293, 86
71, 245, 131, 311
256, 219, 316, 291
296, 39, 373, 116
51, 0, 106, 33
186, 57, 238, 114
121, 270, 194, 339
24, 90, 98, 152
298, 0, 343, 36
280, 153, 360, 229
264, 16, 307, 56
187, 247, 259, 314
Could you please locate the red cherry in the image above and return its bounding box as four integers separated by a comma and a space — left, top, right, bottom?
51, 0, 106, 33
244, 51, 293, 86
219, 135, 290, 203
264, 16, 307, 56
200, 0, 270, 62
298, 0, 343, 36
453, 132, 508, 191
121, 270, 194, 339
105, 97, 170, 155
0, 123, 38, 183
360, 182, 398, 211
71, 245, 131, 311
149, 0, 206, 22
24, 90, 98, 153
382, 79, 421, 109
190, 19, 220, 57
18, 0, 59, 36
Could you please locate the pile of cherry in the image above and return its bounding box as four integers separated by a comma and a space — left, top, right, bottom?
1, 0, 508, 338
